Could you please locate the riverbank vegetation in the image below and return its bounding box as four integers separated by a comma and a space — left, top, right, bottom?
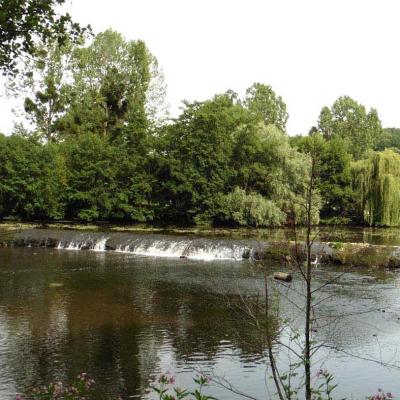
1, 27, 400, 227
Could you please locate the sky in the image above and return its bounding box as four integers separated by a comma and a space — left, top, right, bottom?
1, 0, 400, 135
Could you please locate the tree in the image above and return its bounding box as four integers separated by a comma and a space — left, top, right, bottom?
6, 30, 167, 144
376, 127, 400, 151
318, 96, 383, 159
261, 134, 336, 400
352, 149, 400, 226
59, 30, 164, 143
61, 134, 118, 221
145, 54, 169, 129
292, 133, 356, 222
0, 0, 88, 75
6, 40, 72, 142
218, 186, 285, 227
230, 123, 315, 225
243, 82, 289, 132
0, 133, 66, 219
155, 93, 249, 226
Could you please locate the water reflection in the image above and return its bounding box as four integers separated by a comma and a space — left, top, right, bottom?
0, 248, 400, 399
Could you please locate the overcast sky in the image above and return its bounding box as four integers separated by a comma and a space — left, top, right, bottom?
1, 0, 400, 135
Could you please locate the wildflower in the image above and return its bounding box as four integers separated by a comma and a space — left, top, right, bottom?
169, 376, 175, 384
158, 374, 169, 384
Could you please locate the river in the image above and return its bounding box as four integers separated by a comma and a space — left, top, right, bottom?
1, 228, 400, 399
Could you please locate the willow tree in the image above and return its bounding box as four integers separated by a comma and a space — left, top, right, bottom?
353, 149, 400, 226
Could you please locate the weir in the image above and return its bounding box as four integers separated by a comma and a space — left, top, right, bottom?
9, 228, 400, 267
14, 229, 260, 261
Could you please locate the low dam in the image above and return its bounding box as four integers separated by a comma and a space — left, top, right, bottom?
8, 228, 400, 267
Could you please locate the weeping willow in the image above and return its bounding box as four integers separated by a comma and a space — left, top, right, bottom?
352, 149, 400, 226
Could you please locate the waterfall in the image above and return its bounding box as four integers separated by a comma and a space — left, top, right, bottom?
15, 229, 262, 261
115, 239, 191, 258
114, 239, 250, 260
91, 237, 108, 252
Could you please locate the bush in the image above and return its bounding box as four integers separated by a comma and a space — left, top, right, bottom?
220, 187, 285, 227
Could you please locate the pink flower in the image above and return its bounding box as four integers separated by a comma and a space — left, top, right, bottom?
169, 376, 175, 384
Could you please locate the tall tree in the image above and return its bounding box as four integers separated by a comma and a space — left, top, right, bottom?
6, 40, 72, 142
6, 30, 167, 144
59, 30, 164, 143
0, 0, 88, 75
156, 93, 249, 225
292, 133, 355, 222
243, 82, 289, 132
318, 96, 383, 159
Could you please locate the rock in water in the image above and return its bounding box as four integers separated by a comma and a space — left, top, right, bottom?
273, 272, 292, 282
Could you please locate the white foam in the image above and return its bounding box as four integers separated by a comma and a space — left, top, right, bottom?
55, 236, 248, 261
91, 237, 108, 252
115, 240, 191, 258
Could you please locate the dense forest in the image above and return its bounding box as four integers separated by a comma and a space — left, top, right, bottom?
2, 27, 400, 227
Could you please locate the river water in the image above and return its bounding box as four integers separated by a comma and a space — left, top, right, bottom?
1, 230, 400, 399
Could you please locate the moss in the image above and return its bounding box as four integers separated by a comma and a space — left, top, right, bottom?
330, 242, 344, 250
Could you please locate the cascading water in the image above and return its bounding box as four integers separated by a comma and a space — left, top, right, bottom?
91, 237, 108, 252
115, 238, 191, 258
56, 234, 108, 251
15, 229, 262, 261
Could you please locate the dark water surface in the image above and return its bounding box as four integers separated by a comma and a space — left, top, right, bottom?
1, 246, 400, 399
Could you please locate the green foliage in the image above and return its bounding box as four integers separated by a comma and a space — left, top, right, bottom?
232, 123, 310, 204
60, 134, 116, 221
244, 82, 288, 132
219, 187, 285, 227
8, 30, 167, 144
151, 373, 216, 400
352, 149, 400, 226
0, 133, 66, 220
6, 40, 72, 142
60, 30, 154, 141
229, 123, 316, 225
60, 134, 154, 223
292, 133, 356, 222
5, 28, 375, 227
318, 96, 383, 159
376, 128, 400, 151
0, 0, 88, 75
155, 93, 249, 226
0, 86, 322, 226
314, 369, 338, 400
